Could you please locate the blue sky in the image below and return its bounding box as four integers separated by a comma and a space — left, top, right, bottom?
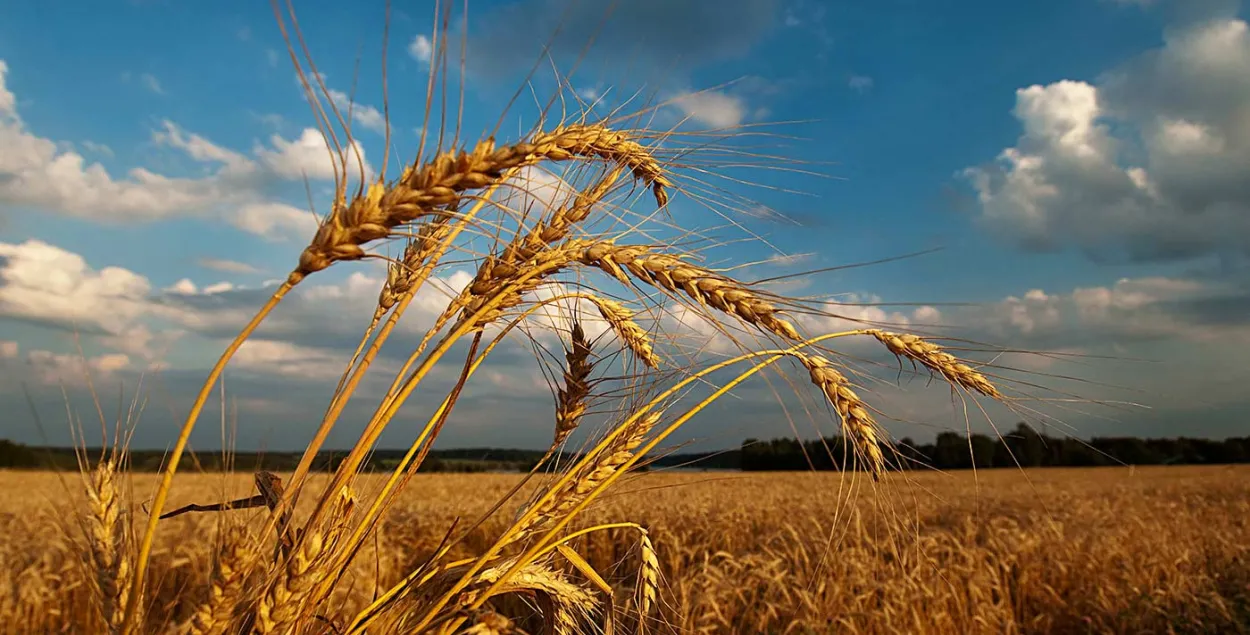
1, 0, 1248, 452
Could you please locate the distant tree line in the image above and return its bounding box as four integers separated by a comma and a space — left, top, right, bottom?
0, 441, 675, 472
740, 423, 1250, 472
0, 441, 560, 473
6, 424, 1246, 473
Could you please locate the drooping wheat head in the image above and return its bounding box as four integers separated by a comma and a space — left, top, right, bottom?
587, 296, 660, 369
866, 330, 1002, 398
576, 242, 802, 341
291, 125, 669, 283
794, 352, 887, 480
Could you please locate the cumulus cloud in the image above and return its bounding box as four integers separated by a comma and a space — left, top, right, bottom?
234, 338, 352, 381
0, 60, 366, 236
968, 274, 1250, 347
409, 35, 432, 63
962, 16, 1250, 263
227, 202, 319, 241
0, 340, 132, 386
0, 240, 152, 335
671, 90, 748, 128
252, 127, 372, 181
326, 88, 387, 134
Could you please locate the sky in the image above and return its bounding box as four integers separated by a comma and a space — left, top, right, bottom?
1, 0, 1249, 453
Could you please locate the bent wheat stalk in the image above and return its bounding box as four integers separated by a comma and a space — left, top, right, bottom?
409, 332, 866, 633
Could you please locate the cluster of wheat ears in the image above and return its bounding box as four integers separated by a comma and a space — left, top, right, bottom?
61, 3, 1053, 634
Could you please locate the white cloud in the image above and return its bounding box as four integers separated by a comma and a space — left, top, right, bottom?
802, 294, 939, 335
254, 127, 372, 181
0, 338, 133, 386
409, 35, 433, 62
24, 349, 131, 385
199, 257, 261, 275
962, 18, 1250, 262
234, 338, 347, 381
0, 240, 152, 335
0, 60, 366, 236
0, 60, 14, 117
966, 274, 1250, 345
326, 88, 387, 134
80, 140, 113, 157
671, 90, 747, 128
227, 202, 319, 241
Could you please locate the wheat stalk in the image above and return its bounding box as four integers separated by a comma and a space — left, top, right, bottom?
866, 330, 1002, 398
509, 412, 662, 548
576, 242, 801, 341
292, 125, 669, 282
459, 167, 623, 329
256, 487, 355, 633
794, 352, 886, 480
454, 562, 598, 635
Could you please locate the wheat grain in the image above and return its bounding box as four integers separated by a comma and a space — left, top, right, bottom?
464, 611, 513, 634
255, 486, 357, 635
636, 528, 659, 619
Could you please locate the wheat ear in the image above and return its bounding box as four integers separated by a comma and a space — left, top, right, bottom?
256, 487, 355, 633
577, 242, 801, 341
460, 168, 623, 327
587, 296, 660, 369
866, 330, 1002, 398
795, 352, 886, 480
464, 612, 514, 634
85, 460, 133, 633
374, 219, 453, 320
456, 562, 599, 635
554, 322, 593, 447
293, 124, 668, 281
636, 528, 659, 619
186, 527, 252, 635
509, 412, 662, 547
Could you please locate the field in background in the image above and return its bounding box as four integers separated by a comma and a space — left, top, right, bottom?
3, 465, 1247, 634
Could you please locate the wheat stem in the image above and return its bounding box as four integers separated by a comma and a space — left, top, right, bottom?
123, 281, 295, 635
419, 332, 864, 633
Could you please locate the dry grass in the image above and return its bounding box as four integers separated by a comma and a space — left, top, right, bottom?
1, 467, 1247, 634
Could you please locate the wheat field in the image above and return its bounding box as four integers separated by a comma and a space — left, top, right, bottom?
7, 2, 1248, 633
3, 466, 1247, 634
